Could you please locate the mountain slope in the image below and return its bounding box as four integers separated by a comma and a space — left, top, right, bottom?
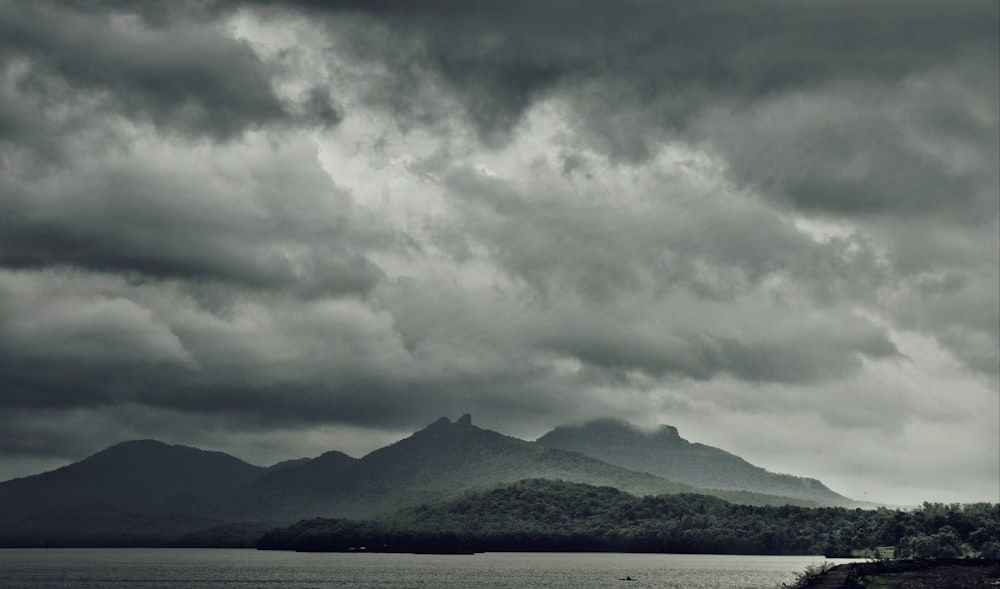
0, 416, 846, 546
224, 450, 359, 518
0, 440, 266, 527
227, 415, 815, 522
536, 418, 859, 506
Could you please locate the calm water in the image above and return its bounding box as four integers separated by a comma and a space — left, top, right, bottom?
0, 549, 856, 589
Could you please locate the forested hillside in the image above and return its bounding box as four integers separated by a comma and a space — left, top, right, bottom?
258, 479, 1000, 557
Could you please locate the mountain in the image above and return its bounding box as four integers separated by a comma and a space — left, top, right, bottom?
0, 440, 270, 546
226, 414, 726, 521
536, 418, 859, 506
265, 457, 314, 473
0, 415, 852, 547
223, 450, 359, 519
0, 440, 265, 522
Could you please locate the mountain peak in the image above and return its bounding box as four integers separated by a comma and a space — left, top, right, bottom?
0, 438, 267, 525
97, 439, 171, 455
540, 418, 686, 444
538, 417, 857, 506
109, 438, 170, 448
426, 414, 473, 429
658, 424, 680, 438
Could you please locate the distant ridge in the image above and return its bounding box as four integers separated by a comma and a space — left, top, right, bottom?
0, 439, 270, 546
536, 418, 861, 506
226, 413, 724, 521
0, 440, 265, 520
0, 415, 862, 547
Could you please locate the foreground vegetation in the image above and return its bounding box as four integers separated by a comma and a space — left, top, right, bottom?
783, 559, 1000, 589
846, 559, 1000, 588
258, 479, 1000, 556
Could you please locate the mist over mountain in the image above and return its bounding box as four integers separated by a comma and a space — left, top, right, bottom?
537, 419, 860, 506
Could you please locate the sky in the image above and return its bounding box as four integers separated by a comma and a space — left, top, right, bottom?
0, 0, 997, 507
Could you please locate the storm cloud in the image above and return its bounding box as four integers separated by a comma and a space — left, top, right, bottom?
0, 0, 996, 506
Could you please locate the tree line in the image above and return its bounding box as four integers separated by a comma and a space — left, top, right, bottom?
257, 479, 1000, 557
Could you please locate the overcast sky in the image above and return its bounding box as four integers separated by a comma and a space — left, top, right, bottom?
0, 0, 997, 507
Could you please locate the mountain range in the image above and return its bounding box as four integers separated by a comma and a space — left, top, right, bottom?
0, 414, 865, 547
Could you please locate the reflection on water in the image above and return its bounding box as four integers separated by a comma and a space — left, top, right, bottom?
0, 548, 858, 589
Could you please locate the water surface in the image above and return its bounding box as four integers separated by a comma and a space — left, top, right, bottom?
0, 548, 856, 588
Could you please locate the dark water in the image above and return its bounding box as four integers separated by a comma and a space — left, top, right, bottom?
0, 549, 856, 588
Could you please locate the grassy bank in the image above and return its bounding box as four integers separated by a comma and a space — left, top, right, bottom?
845, 559, 999, 588
788, 559, 1000, 588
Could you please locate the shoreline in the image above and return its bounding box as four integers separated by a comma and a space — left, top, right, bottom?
803, 559, 1000, 589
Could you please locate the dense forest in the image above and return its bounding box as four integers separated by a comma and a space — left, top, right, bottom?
257, 479, 1000, 557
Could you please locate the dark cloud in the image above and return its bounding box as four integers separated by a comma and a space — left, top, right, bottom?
0, 2, 292, 145
302, 87, 343, 128
440, 160, 893, 304
265, 0, 997, 146
0, 136, 384, 294
697, 64, 999, 220
0, 0, 995, 505
533, 303, 900, 385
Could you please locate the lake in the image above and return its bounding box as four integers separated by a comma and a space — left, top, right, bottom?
0, 549, 857, 588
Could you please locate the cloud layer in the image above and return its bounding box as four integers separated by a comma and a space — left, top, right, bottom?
0, 0, 996, 506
